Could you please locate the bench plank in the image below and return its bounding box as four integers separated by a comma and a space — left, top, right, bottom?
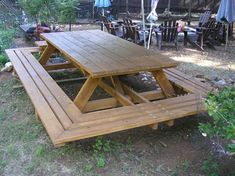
56, 94, 204, 144
15, 50, 73, 129
165, 68, 212, 95
165, 68, 211, 91
22, 50, 82, 122
72, 94, 203, 126
5, 49, 64, 143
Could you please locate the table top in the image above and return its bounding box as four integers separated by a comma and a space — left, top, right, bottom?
41, 30, 178, 78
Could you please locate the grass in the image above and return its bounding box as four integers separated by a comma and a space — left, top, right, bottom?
0, 76, 234, 175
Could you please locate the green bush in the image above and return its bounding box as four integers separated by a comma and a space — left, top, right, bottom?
199, 87, 235, 153
0, 28, 14, 66
201, 155, 220, 176
0, 54, 7, 65
0, 30, 14, 53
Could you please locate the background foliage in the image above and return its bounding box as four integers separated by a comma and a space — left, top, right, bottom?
199, 87, 235, 153
0, 23, 15, 66
19, 0, 79, 28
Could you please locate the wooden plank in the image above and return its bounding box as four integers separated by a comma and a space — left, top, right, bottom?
69, 32, 136, 71
61, 32, 129, 74
72, 94, 203, 127
152, 70, 176, 97
122, 84, 150, 103
111, 76, 125, 94
23, 50, 82, 122
19, 47, 40, 53
39, 43, 56, 65
166, 68, 211, 91
41, 31, 178, 78
16, 50, 73, 129
164, 68, 211, 94
74, 76, 100, 111
13, 77, 87, 89
78, 94, 204, 127
5, 49, 64, 143
79, 30, 178, 71
83, 90, 164, 112
44, 62, 75, 71
35, 41, 48, 51
98, 81, 134, 106
150, 123, 158, 130
35, 41, 47, 47
56, 95, 205, 144
40, 33, 106, 77
165, 120, 174, 127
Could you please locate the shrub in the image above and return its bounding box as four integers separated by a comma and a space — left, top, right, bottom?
0, 25, 14, 65
201, 155, 219, 176
0, 30, 14, 53
0, 55, 8, 66
199, 87, 235, 153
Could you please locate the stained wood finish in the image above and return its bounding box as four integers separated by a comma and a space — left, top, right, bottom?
74, 76, 100, 111
40, 30, 178, 78
39, 43, 56, 65
152, 70, 176, 97
6, 30, 212, 147
44, 63, 75, 71
56, 94, 205, 144
98, 81, 134, 106
35, 40, 47, 51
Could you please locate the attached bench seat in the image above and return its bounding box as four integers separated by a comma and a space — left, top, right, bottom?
6, 47, 211, 147
164, 68, 212, 96
34, 41, 48, 51
56, 94, 205, 144
5, 47, 81, 146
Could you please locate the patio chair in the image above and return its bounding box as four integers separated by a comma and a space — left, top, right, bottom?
209, 21, 225, 46
155, 20, 179, 50
100, 16, 124, 38
123, 18, 139, 43
123, 18, 151, 45
187, 10, 211, 31
186, 19, 217, 51
198, 10, 211, 27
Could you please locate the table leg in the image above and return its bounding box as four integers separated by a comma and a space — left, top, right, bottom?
74, 76, 100, 111
184, 31, 188, 46
111, 76, 149, 104
39, 43, 56, 65
111, 76, 125, 94
151, 70, 175, 97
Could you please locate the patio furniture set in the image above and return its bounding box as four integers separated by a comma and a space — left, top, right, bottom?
101, 10, 227, 51
5, 29, 212, 147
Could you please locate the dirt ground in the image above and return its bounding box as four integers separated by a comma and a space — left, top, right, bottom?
0, 24, 235, 176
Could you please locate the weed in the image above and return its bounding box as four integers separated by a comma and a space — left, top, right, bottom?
182, 160, 190, 171
24, 162, 38, 175
96, 155, 105, 168
84, 164, 93, 172
0, 54, 7, 65
0, 151, 7, 173
93, 137, 111, 154
6, 144, 19, 159
201, 155, 219, 176
35, 146, 45, 157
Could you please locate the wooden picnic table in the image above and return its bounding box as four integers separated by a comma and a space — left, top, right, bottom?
40, 30, 178, 112
6, 29, 211, 147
